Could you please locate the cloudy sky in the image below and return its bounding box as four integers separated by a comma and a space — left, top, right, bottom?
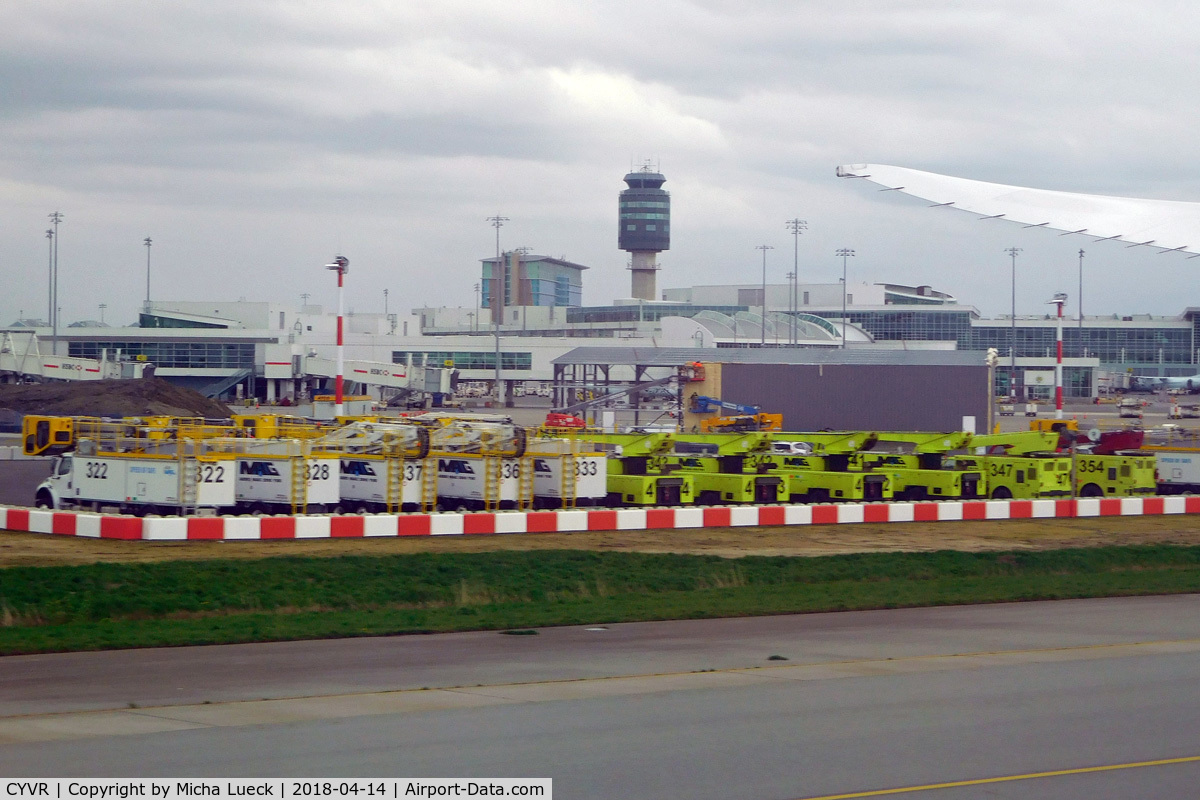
4, 0, 1200, 327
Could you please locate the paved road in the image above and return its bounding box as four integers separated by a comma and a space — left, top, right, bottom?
2, 596, 1199, 798
0, 460, 51, 506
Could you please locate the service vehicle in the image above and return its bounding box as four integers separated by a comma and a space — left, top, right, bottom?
529, 448, 608, 508
1071, 452, 1156, 497
563, 430, 695, 507
316, 421, 435, 513
848, 451, 984, 500
950, 452, 1072, 499
34, 436, 237, 515
414, 413, 533, 510
836, 431, 984, 501
687, 395, 783, 433
1154, 451, 1200, 494
748, 452, 890, 503
648, 453, 786, 505
232, 439, 341, 514
1118, 397, 1144, 419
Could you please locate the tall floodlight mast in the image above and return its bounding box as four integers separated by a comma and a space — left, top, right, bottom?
1078, 249, 1085, 347
487, 214, 508, 402
1006, 247, 1022, 401
325, 255, 350, 416
143, 237, 153, 307
45, 228, 54, 333
786, 218, 807, 344
48, 212, 63, 355
836, 248, 855, 348
756, 245, 774, 345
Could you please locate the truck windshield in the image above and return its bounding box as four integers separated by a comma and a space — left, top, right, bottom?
58, 456, 72, 476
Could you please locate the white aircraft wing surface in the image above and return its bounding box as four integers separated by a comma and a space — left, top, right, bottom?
836, 163, 1200, 256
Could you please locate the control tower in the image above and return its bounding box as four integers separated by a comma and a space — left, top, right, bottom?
618, 165, 670, 301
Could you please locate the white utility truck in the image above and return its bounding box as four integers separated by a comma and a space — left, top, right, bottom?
35, 439, 236, 515
1155, 451, 1200, 494
318, 421, 435, 513
233, 440, 340, 514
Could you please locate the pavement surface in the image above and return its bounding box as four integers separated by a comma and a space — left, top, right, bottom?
2, 596, 1199, 798
0, 460, 52, 507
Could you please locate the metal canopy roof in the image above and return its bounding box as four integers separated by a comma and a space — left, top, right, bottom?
552, 347, 985, 367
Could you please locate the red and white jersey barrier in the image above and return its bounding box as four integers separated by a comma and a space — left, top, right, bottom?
1, 497, 1197, 542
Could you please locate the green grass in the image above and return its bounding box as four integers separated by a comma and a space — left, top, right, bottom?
3, 546, 1200, 654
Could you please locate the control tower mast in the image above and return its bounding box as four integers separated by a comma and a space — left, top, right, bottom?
619, 163, 670, 301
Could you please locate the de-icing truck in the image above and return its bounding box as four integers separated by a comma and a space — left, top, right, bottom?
34, 435, 237, 516
315, 420, 436, 513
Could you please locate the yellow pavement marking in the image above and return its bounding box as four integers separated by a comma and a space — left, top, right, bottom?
795, 754, 1200, 799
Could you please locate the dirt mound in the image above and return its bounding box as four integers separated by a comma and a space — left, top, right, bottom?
0, 378, 231, 420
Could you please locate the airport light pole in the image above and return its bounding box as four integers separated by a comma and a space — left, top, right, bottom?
143, 237, 153, 307
785, 271, 795, 343
1006, 247, 1022, 401
48, 212, 63, 356
1049, 292, 1067, 419
756, 244, 774, 346
487, 214, 508, 403
786, 218, 807, 344
45, 228, 54, 332
1077, 248, 1085, 353
325, 255, 350, 416
836, 248, 855, 348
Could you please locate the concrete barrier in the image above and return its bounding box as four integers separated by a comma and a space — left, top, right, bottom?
1, 496, 1196, 542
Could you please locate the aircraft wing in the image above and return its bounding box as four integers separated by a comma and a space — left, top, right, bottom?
836, 164, 1200, 257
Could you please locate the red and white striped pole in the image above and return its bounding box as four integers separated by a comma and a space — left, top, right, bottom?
326, 255, 350, 416
1050, 292, 1067, 419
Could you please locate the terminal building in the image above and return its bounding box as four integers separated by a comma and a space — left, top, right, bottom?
6, 167, 1199, 405
6, 282, 1197, 405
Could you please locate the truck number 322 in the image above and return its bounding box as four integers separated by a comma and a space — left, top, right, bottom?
199, 464, 226, 483
85, 462, 108, 479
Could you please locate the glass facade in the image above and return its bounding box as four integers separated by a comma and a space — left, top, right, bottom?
972, 325, 1192, 363
817, 309, 975, 346
392, 351, 532, 371
618, 171, 670, 252
138, 313, 227, 329
481, 257, 582, 308
816, 307, 1195, 368
69, 341, 255, 369
567, 305, 748, 324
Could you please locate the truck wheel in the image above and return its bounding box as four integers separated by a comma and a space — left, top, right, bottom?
991, 486, 1013, 499
1080, 484, 1104, 497
35, 490, 54, 509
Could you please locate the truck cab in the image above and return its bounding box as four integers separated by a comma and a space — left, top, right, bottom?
34, 455, 73, 509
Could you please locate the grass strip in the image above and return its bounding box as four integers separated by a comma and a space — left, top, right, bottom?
2, 545, 1200, 654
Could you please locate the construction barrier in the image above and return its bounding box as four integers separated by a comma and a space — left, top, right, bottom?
2, 497, 1199, 541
